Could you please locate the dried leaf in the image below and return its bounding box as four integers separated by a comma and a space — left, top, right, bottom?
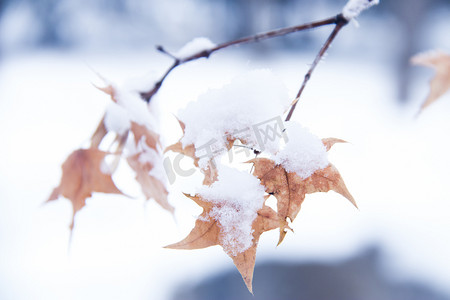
250, 157, 356, 244
127, 154, 172, 213
165, 118, 199, 166
165, 194, 284, 292
202, 161, 219, 186
48, 148, 123, 230
90, 117, 108, 148
130, 122, 160, 149
165, 141, 199, 166
322, 137, 347, 151
411, 51, 450, 112
128, 121, 173, 213
95, 83, 118, 103
165, 118, 235, 181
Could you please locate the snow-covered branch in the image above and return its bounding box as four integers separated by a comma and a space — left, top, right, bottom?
140, 15, 343, 102
342, 0, 380, 21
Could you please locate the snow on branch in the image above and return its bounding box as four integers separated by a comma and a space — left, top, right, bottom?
342, 0, 379, 20
175, 37, 216, 59
140, 16, 341, 102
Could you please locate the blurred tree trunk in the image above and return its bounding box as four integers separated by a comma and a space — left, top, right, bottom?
31, 0, 63, 46
386, 0, 433, 102
225, 0, 291, 48
0, 0, 7, 58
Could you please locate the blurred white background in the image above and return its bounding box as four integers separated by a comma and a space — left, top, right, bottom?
0, 0, 450, 299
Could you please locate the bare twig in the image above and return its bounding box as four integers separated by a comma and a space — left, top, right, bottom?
285, 14, 348, 122
140, 15, 343, 102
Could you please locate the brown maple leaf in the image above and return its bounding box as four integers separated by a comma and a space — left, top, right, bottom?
165, 194, 286, 293
127, 121, 173, 213
130, 122, 160, 150
94, 79, 118, 103
411, 51, 450, 112
322, 137, 347, 151
94, 82, 172, 211
90, 117, 108, 149
250, 138, 356, 245
48, 148, 123, 230
164, 119, 199, 166
164, 119, 235, 185
202, 161, 219, 186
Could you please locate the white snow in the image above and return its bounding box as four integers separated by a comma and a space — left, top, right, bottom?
134, 136, 167, 187
122, 72, 159, 94
102, 81, 166, 185
100, 158, 113, 175
114, 88, 157, 129
175, 37, 216, 59
342, 0, 379, 20
274, 121, 328, 179
178, 69, 291, 168
104, 103, 131, 135
197, 166, 265, 256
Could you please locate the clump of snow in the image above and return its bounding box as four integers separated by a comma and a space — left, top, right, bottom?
101, 79, 166, 182
128, 135, 167, 186
100, 80, 159, 133
342, 0, 379, 20
123, 72, 159, 94
175, 37, 216, 59
114, 88, 157, 129
274, 122, 328, 179
100, 158, 112, 175
178, 69, 291, 168
104, 103, 131, 135
198, 166, 265, 256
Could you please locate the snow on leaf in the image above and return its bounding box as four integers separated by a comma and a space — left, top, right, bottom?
130, 121, 160, 150
165, 194, 283, 293
164, 119, 199, 166
175, 37, 216, 58
104, 103, 131, 135
273, 122, 329, 179
177, 69, 291, 168
166, 167, 285, 292
202, 161, 219, 186
96, 80, 171, 211
127, 121, 173, 213
411, 50, 450, 113
165, 119, 231, 184
48, 148, 123, 230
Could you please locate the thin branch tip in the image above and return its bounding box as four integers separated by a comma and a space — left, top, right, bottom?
156, 45, 179, 61
285, 18, 348, 121
140, 15, 341, 103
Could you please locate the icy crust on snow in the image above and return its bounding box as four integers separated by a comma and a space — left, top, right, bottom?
175, 37, 216, 58
342, 0, 379, 20
274, 122, 328, 179
178, 69, 291, 169
198, 166, 265, 256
